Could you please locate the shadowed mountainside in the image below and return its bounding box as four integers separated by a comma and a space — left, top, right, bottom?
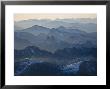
15, 25, 96, 53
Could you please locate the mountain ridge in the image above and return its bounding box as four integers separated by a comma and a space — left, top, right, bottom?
15, 19, 97, 33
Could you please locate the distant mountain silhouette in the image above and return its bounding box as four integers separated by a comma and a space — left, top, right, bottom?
18, 25, 50, 36
15, 25, 96, 52
15, 18, 96, 33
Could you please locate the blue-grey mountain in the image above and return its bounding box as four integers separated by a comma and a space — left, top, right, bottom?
15, 18, 96, 33
14, 18, 97, 76
15, 25, 96, 52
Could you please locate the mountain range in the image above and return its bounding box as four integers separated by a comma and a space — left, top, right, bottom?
15, 25, 96, 53
14, 45, 97, 76
15, 18, 97, 33
14, 19, 97, 76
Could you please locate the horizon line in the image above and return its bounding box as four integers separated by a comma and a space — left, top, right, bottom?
14, 17, 97, 22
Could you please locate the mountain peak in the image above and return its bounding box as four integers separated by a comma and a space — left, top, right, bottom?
31, 25, 45, 28
57, 26, 66, 29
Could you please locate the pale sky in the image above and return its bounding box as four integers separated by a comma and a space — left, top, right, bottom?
14, 13, 96, 21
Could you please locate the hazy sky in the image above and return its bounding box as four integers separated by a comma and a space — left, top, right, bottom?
14, 13, 96, 21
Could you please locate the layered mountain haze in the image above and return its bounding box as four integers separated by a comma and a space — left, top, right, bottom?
15, 18, 97, 33
18, 25, 50, 36
14, 18, 97, 76
15, 25, 96, 52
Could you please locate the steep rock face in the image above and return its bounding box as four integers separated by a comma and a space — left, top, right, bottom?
77, 61, 97, 76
